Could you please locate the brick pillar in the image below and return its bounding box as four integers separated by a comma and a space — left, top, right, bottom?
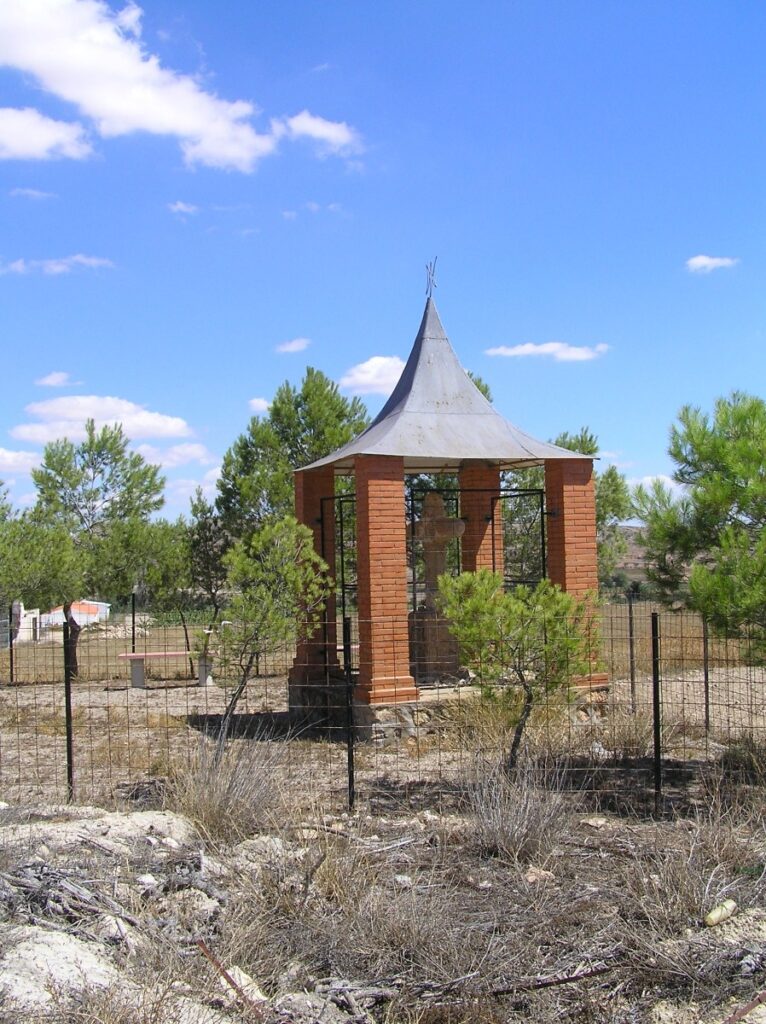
544, 459, 598, 596
290, 465, 338, 688
355, 455, 418, 704
544, 458, 605, 692
459, 462, 504, 576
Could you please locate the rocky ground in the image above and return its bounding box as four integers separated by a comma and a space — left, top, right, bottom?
1, 743, 766, 1024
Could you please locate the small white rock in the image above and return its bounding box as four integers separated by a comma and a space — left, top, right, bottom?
93, 913, 130, 943
0, 926, 119, 1008
581, 816, 610, 830
217, 964, 268, 1007
524, 866, 555, 885
135, 872, 160, 890
199, 852, 227, 879
394, 874, 413, 888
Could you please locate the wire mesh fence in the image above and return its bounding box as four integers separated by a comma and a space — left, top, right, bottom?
0, 600, 764, 813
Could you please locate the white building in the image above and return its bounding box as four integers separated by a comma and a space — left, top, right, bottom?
41, 600, 111, 630
7, 601, 41, 645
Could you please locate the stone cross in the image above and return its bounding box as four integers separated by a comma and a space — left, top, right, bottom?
414, 492, 465, 608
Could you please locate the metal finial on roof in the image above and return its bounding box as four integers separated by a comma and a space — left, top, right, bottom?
299, 292, 590, 475
425, 257, 437, 298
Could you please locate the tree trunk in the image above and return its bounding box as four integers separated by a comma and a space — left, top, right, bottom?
214, 651, 256, 763
508, 677, 534, 772
63, 601, 81, 677
179, 610, 195, 678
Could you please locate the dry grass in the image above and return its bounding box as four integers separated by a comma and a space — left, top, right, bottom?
3, 761, 766, 1023
601, 600, 749, 676
0, 704, 87, 735
0, 621, 298, 686
203, 772, 766, 1021
0, 980, 236, 1024
720, 733, 766, 784
467, 760, 574, 864
164, 735, 292, 843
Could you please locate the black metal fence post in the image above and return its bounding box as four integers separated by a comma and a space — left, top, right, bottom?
63, 622, 75, 803
131, 592, 136, 654
651, 611, 662, 817
343, 616, 355, 810
8, 603, 14, 685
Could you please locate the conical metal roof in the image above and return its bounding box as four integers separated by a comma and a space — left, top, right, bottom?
301, 297, 589, 475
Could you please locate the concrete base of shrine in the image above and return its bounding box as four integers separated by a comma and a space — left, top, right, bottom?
288, 665, 419, 729
352, 682, 468, 743
289, 661, 611, 736
287, 665, 350, 728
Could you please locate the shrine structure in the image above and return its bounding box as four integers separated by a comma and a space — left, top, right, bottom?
289, 295, 600, 711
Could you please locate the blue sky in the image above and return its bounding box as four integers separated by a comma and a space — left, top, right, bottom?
0, 1, 762, 515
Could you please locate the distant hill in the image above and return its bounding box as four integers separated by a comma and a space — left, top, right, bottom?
615, 524, 648, 583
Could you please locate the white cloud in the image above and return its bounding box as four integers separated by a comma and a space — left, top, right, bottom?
35, 370, 81, 387
686, 254, 739, 274
211, 202, 252, 213
12, 395, 192, 444
0, 106, 92, 161
598, 450, 635, 469
340, 355, 405, 396
249, 397, 270, 414
10, 186, 56, 199
115, 1, 142, 37
630, 474, 675, 488
136, 442, 215, 468
0, 253, 113, 275
0, 1, 362, 173
282, 210, 297, 220
0, 0, 277, 172
280, 109, 362, 157
303, 201, 344, 216
0, 447, 40, 474
166, 465, 221, 505
276, 337, 311, 354
628, 474, 686, 499
168, 200, 198, 215
485, 341, 609, 362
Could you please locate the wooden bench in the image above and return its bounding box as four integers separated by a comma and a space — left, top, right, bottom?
118, 651, 188, 689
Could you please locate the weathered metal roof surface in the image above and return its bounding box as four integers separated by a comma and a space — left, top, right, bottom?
301, 297, 589, 474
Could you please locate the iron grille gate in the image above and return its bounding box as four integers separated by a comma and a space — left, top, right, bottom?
407, 485, 547, 596
499, 488, 547, 588
320, 494, 358, 674
320, 485, 546, 677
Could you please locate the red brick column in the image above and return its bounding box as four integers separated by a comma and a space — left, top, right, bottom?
544, 459, 598, 596
290, 465, 337, 686
459, 462, 504, 576
544, 458, 606, 691
355, 455, 418, 704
